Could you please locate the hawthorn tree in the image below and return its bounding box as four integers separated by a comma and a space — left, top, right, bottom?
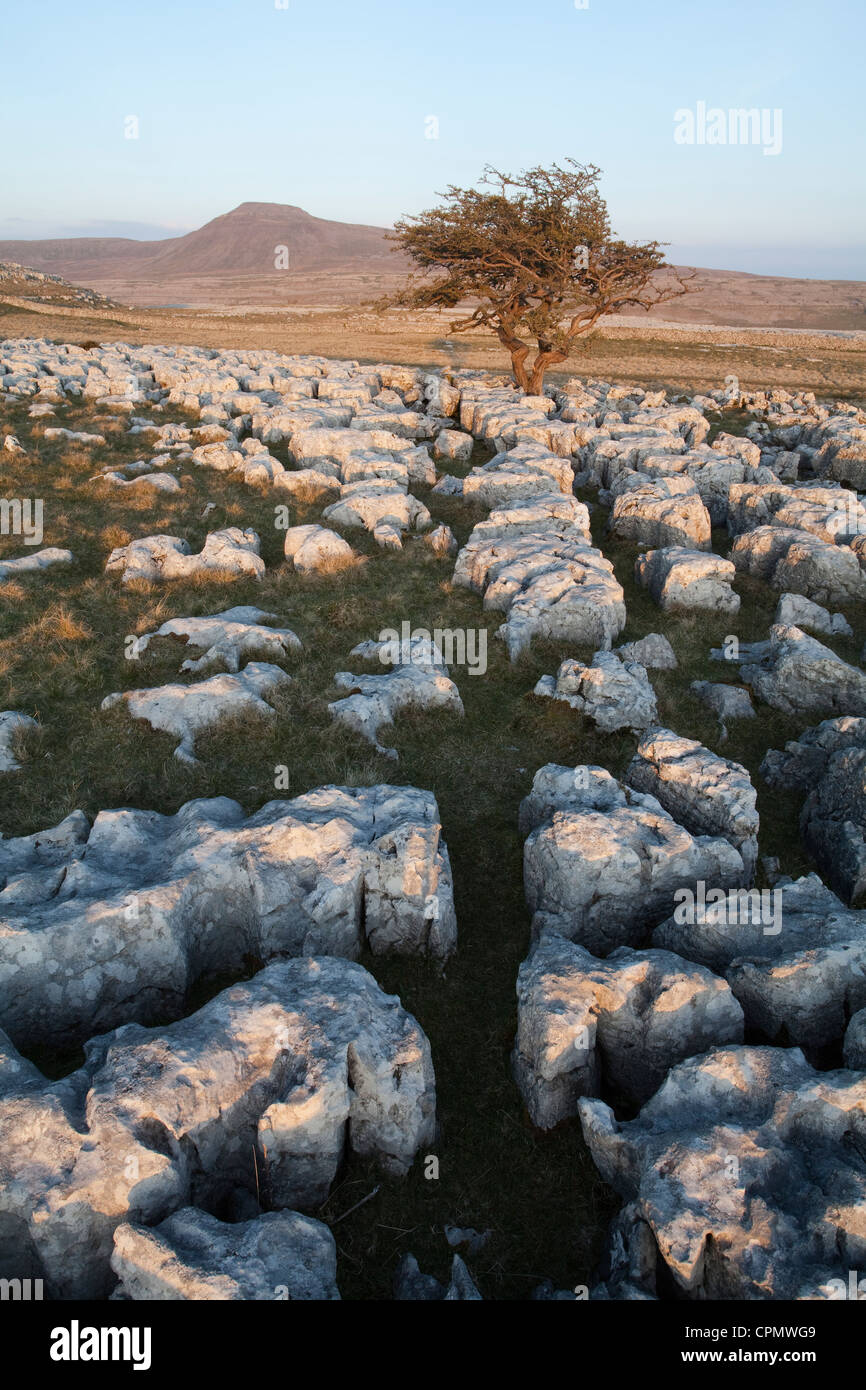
385, 160, 692, 395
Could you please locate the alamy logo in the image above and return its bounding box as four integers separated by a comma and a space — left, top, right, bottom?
0, 498, 43, 545
377, 620, 487, 675
673, 882, 782, 935
826, 1270, 866, 1299
0, 1277, 43, 1300
674, 102, 783, 156
50, 1320, 152, 1371
826, 495, 866, 538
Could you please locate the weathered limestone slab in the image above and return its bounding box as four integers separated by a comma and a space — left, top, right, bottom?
0, 784, 457, 1048
0, 957, 436, 1297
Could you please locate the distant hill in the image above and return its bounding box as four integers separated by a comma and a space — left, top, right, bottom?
0, 202, 403, 281
1, 201, 864, 328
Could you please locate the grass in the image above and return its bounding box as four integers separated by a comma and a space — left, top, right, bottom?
1, 384, 864, 1299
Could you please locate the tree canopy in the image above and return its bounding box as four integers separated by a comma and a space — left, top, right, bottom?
385, 161, 692, 394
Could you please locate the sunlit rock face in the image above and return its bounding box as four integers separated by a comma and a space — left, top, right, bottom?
104, 528, 266, 585
626, 727, 759, 882
0, 785, 457, 1049
461, 442, 575, 507
135, 607, 302, 674
519, 763, 745, 955
607, 476, 712, 551
512, 934, 743, 1126
579, 1046, 866, 1300
534, 650, 659, 734
283, 523, 356, 573
635, 546, 740, 614
729, 625, 866, 717
454, 530, 626, 660
0, 956, 435, 1298
726, 481, 866, 544
730, 526, 866, 607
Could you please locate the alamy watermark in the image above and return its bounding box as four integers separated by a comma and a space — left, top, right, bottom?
826, 494, 866, 538
0, 1276, 43, 1300
0, 498, 43, 545
50, 1321, 152, 1370
673, 881, 782, 935
377, 620, 487, 676
674, 103, 783, 156
825, 1270, 866, 1300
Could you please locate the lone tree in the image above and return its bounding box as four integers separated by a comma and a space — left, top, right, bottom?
385, 160, 692, 395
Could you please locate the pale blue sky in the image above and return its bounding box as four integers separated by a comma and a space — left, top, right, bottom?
2, 0, 864, 277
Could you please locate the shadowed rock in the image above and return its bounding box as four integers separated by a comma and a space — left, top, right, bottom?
111, 1207, 340, 1300
579, 1046, 866, 1299
653, 873, 866, 1048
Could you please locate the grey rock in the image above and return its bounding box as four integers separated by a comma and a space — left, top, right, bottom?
635, 547, 740, 614
423, 523, 458, 557
520, 763, 745, 954
136, 607, 302, 674
0, 785, 457, 1049
284, 524, 355, 574
0, 547, 75, 582
534, 651, 658, 732
513, 934, 743, 1124
607, 477, 712, 551
101, 663, 293, 764
455, 529, 626, 660
799, 744, 866, 905
0, 712, 38, 772
393, 1253, 482, 1300
760, 716, 866, 792
615, 633, 677, 669
774, 592, 853, 637
0, 956, 436, 1298
105, 529, 265, 585
626, 728, 759, 880
738, 624, 866, 717
579, 1045, 866, 1299
653, 873, 866, 1048
843, 1010, 866, 1069
111, 1208, 339, 1300
691, 681, 755, 727
730, 526, 866, 607
329, 635, 464, 760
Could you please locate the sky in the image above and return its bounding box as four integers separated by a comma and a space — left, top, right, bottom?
2, 0, 864, 279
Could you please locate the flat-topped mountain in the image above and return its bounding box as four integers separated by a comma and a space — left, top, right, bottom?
0, 202, 403, 278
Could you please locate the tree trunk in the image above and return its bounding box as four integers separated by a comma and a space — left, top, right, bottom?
511, 353, 531, 392
528, 347, 568, 396
494, 322, 531, 392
